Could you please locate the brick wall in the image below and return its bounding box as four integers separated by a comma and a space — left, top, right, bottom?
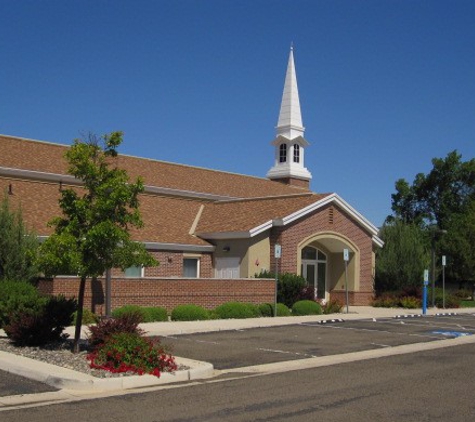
37, 276, 275, 315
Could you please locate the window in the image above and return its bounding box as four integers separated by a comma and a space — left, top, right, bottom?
124, 266, 143, 278
293, 144, 300, 163
279, 144, 287, 163
183, 258, 200, 278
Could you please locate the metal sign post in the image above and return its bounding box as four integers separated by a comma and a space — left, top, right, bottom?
442, 255, 446, 309
274, 244, 281, 317
343, 249, 349, 314
422, 269, 429, 315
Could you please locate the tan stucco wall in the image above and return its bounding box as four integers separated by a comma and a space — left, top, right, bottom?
211, 232, 270, 277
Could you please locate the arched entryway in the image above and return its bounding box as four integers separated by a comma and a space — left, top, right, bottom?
298, 232, 360, 302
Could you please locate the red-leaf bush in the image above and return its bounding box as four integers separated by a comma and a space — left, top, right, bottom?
4, 295, 77, 346
87, 332, 177, 377
87, 312, 145, 348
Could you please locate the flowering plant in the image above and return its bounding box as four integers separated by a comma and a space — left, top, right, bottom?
87, 332, 177, 377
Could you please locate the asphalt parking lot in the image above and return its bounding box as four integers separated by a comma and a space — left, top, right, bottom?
1, 313, 474, 398
163, 314, 475, 370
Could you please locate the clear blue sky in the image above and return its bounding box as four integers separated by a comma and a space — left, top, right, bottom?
1, 0, 474, 227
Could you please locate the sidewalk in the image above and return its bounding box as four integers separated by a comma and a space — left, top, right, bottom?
2, 306, 475, 398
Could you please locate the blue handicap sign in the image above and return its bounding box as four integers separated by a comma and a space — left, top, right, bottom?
432, 331, 472, 338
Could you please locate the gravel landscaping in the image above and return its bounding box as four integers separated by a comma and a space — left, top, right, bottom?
0, 336, 184, 378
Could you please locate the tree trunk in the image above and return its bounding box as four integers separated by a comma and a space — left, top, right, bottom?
73, 276, 87, 353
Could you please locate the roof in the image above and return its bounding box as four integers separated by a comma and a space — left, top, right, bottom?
0, 134, 309, 199
196, 193, 327, 237
0, 134, 383, 248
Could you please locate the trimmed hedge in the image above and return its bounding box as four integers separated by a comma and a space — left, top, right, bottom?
214, 302, 261, 319
111, 305, 168, 322
258, 303, 291, 317
171, 304, 209, 321
292, 300, 322, 316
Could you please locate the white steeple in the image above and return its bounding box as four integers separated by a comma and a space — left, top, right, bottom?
267, 45, 312, 188
276, 45, 304, 139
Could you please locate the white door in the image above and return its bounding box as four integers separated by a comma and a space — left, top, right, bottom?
215, 257, 240, 279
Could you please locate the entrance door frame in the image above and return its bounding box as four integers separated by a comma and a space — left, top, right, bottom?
301, 246, 327, 301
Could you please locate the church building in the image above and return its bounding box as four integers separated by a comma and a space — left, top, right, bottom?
0, 48, 383, 313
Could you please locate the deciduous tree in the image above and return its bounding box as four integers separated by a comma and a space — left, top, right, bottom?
37, 132, 157, 352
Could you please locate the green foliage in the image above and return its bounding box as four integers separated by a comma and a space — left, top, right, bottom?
390, 150, 475, 227
322, 299, 343, 314
36, 132, 158, 351
0, 280, 42, 328
0, 195, 39, 282
73, 308, 99, 325
142, 306, 168, 322
87, 313, 145, 348
256, 271, 311, 308
388, 150, 475, 286
111, 305, 168, 322
371, 295, 400, 308
277, 273, 307, 308
214, 302, 261, 319
440, 199, 475, 284
171, 304, 209, 321
87, 332, 177, 377
258, 303, 291, 317
4, 295, 77, 346
291, 300, 322, 316
111, 305, 145, 321
399, 296, 422, 309
258, 303, 273, 317
375, 219, 429, 293
431, 288, 460, 309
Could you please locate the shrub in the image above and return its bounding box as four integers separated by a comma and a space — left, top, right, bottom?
434, 293, 460, 309
453, 289, 472, 300
87, 313, 145, 348
258, 303, 291, 317
371, 295, 400, 308
258, 303, 273, 317
400, 296, 421, 309
214, 302, 260, 319
4, 295, 77, 346
297, 286, 315, 302
292, 300, 322, 316
276, 303, 291, 316
322, 299, 343, 314
278, 273, 307, 308
73, 308, 99, 326
87, 332, 177, 377
256, 271, 315, 308
111, 305, 146, 321
0, 280, 41, 328
171, 304, 209, 321
111, 305, 168, 323
142, 307, 168, 322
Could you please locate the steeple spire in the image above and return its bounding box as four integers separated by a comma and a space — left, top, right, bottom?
267, 45, 312, 189
276, 45, 304, 139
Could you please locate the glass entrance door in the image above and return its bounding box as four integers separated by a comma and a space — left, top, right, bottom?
301, 247, 327, 300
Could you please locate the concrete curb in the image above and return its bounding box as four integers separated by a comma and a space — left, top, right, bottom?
0, 352, 214, 392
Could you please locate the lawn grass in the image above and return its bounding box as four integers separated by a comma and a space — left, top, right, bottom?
460, 300, 475, 308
